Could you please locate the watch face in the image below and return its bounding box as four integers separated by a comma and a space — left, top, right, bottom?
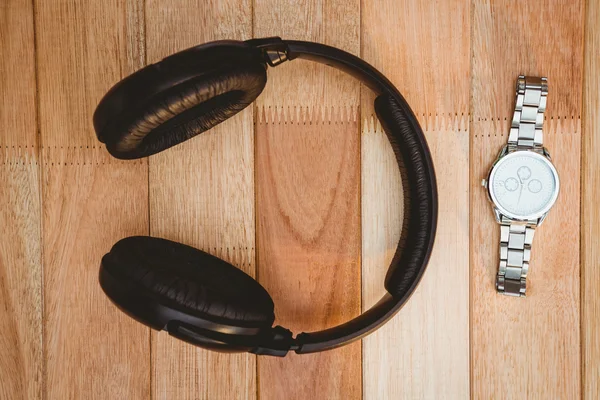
488, 150, 559, 220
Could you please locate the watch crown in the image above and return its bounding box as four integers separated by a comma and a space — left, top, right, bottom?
481, 179, 488, 188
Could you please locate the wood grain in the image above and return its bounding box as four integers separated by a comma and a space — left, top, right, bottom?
471, 123, 581, 399
42, 163, 150, 399
361, 0, 471, 117
471, 1, 584, 120
582, 1, 600, 398
362, 125, 470, 400
0, 1, 41, 399
361, 1, 471, 398
470, 2, 584, 398
35, 0, 144, 149
144, 1, 257, 399
35, 0, 150, 398
0, 0, 38, 150
255, 113, 361, 400
0, 162, 42, 400
253, 1, 361, 399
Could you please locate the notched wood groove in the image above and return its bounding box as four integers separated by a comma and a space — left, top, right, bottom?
256, 105, 359, 124
361, 113, 471, 133
472, 117, 581, 139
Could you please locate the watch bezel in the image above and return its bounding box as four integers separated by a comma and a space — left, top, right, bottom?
488, 150, 560, 221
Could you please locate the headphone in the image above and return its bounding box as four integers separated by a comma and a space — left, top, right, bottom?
93, 37, 438, 357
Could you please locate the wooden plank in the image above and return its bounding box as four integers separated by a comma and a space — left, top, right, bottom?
42, 161, 150, 399
0, 1, 41, 399
35, 0, 150, 398
144, 1, 256, 399
361, 1, 471, 398
255, 112, 361, 399
0, 163, 42, 400
361, 0, 471, 116
471, 123, 581, 399
0, 0, 38, 149
470, 1, 584, 398
362, 126, 470, 400
582, 2, 600, 398
471, 2, 584, 121
253, 2, 361, 399
35, 0, 145, 148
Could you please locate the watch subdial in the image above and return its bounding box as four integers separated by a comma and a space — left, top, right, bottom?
504, 177, 519, 191
517, 166, 532, 181
528, 179, 542, 193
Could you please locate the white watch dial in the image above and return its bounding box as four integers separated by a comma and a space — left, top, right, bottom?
489, 151, 559, 220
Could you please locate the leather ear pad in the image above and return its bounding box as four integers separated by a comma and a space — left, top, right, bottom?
101, 236, 275, 328
93, 41, 267, 159
374, 94, 437, 298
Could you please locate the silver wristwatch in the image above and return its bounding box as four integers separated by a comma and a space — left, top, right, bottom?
482, 76, 560, 297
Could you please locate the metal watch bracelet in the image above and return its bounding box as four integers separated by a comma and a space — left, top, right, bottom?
496, 76, 547, 297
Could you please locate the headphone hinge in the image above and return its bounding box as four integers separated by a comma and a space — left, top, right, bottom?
250, 325, 296, 357
245, 37, 289, 67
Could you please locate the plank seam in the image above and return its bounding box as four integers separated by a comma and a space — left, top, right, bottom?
579, 0, 589, 398
30, 0, 45, 396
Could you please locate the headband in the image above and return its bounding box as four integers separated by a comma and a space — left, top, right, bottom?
94, 37, 437, 356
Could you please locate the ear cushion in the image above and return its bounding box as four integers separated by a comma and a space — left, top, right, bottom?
93, 41, 267, 159
101, 236, 275, 328
374, 94, 437, 298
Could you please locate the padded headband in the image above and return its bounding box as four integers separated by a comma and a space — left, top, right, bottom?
94, 37, 437, 356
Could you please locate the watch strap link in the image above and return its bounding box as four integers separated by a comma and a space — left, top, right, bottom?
508, 76, 547, 150
496, 219, 536, 296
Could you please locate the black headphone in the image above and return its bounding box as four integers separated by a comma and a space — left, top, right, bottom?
93, 37, 437, 357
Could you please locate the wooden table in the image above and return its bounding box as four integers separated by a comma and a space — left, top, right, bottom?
0, 0, 597, 399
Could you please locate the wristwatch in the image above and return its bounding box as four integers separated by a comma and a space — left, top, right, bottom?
482, 76, 560, 297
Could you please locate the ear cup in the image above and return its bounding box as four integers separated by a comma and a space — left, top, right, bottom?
93, 41, 267, 159
100, 236, 275, 328
374, 94, 436, 298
